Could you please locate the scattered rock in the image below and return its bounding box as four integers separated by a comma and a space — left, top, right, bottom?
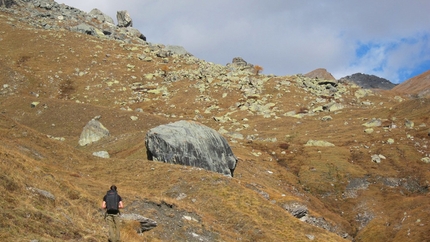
78, 118, 110, 146
355, 209, 375, 230
89, 8, 114, 25
283, 202, 308, 218
362, 118, 381, 127
31, 101, 40, 108
354, 89, 373, 98
182, 215, 198, 222
47, 134, 65, 141
71, 23, 96, 35
124, 27, 146, 41
165, 45, 190, 56
380, 177, 401, 187
231, 57, 248, 67
371, 154, 386, 163
121, 213, 157, 233
304, 140, 335, 147
306, 234, 315, 240
405, 119, 414, 129
117, 10, 132, 27
344, 177, 370, 198
27, 187, 55, 200
326, 102, 344, 112
422, 157, 430, 164
92, 151, 110, 158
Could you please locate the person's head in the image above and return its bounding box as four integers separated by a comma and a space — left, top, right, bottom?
110, 185, 117, 191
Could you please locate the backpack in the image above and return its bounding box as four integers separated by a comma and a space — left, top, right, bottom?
105, 190, 119, 213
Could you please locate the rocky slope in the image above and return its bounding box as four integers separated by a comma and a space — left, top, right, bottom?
1, 1, 430, 242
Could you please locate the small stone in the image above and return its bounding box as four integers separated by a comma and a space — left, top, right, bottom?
421, 157, 430, 164
176, 193, 187, 200
371, 154, 381, 163
362, 118, 381, 127
321, 116, 332, 121
405, 119, 414, 129
92, 151, 110, 158
305, 140, 335, 147
31, 102, 40, 108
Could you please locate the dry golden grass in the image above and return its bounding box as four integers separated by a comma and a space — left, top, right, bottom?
1, 8, 430, 242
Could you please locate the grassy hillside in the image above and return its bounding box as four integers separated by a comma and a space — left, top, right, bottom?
1, 4, 430, 241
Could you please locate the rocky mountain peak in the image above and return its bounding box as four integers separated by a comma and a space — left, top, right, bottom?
304, 68, 336, 81
339, 73, 397, 90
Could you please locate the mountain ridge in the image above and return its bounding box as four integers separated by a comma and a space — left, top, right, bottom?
392, 70, 430, 98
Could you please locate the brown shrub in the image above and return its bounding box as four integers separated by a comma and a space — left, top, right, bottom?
254, 65, 263, 75
58, 79, 75, 99
297, 107, 309, 114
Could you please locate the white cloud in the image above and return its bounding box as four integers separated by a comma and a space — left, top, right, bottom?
57, 0, 430, 83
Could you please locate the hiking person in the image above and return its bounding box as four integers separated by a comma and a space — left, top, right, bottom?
102, 185, 124, 242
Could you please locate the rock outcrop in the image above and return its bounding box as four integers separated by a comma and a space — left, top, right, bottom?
227, 57, 254, 72
145, 120, 238, 177
7, 0, 146, 43
121, 213, 157, 233
116, 10, 132, 27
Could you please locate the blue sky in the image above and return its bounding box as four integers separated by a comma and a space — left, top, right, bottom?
58, 0, 430, 84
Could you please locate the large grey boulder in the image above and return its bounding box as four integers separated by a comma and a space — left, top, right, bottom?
71, 23, 95, 35
121, 213, 157, 233
165, 45, 190, 56
145, 120, 238, 177
124, 27, 146, 41
117, 10, 132, 27
89, 8, 115, 25
231, 57, 248, 67
78, 117, 109, 146
0, 0, 16, 8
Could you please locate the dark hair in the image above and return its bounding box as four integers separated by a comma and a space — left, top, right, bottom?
110, 185, 117, 191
